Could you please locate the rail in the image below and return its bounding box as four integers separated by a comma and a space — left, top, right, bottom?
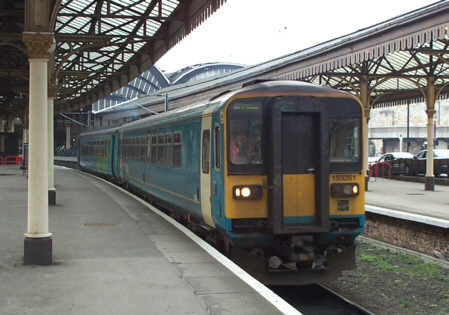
369, 162, 391, 179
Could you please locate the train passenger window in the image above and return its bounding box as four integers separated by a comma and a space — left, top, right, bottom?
173, 132, 182, 168
141, 137, 145, 162
136, 138, 141, 161
214, 125, 220, 170
146, 137, 151, 162
157, 135, 164, 165
165, 133, 172, 167
202, 130, 210, 174
330, 119, 360, 162
151, 135, 157, 164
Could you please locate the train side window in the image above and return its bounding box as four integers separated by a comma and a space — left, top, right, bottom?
151, 135, 157, 164
202, 130, 210, 174
123, 139, 128, 160
146, 136, 151, 163
141, 136, 145, 162
214, 125, 220, 170
165, 133, 172, 167
132, 138, 137, 160
136, 138, 141, 161
157, 134, 164, 165
173, 132, 182, 168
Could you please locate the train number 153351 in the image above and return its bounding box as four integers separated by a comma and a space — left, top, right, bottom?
332, 174, 356, 181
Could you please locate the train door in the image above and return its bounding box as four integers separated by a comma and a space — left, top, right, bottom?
210, 123, 223, 223
111, 133, 119, 179
200, 110, 215, 227
268, 98, 330, 234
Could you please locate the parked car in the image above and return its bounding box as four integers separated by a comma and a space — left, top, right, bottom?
370, 152, 414, 176
403, 149, 449, 177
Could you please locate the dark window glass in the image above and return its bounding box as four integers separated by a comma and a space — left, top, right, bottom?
173, 132, 182, 168
146, 137, 151, 162
136, 138, 141, 161
141, 137, 145, 162
157, 135, 164, 165
227, 100, 264, 174
330, 119, 360, 163
202, 130, 210, 174
151, 135, 157, 163
214, 125, 220, 170
165, 133, 172, 167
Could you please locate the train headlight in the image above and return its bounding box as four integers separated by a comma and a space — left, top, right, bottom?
331, 183, 359, 197
233, 185, 263, 200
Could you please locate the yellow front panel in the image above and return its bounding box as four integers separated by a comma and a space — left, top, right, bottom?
283, 174, 315, 217
225, 175, 267, 218
329, 174, 365, 215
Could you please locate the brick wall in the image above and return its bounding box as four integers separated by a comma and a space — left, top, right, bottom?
362, 212, 449, 260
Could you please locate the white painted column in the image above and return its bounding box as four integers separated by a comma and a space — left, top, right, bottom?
22, 110, 28, 146
425, 78, 436, 191
23, 32, 53, 265
359, 76, 370, 190
48, 85, 56, 205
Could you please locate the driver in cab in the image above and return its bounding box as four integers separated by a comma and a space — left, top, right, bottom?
230, 128, 250, 164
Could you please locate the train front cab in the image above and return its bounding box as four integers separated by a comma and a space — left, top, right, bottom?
222, 93, 365, 284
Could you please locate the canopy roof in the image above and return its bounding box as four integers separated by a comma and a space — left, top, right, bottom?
0, 0, 227, 118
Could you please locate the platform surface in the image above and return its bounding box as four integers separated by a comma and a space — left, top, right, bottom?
366, 177, 449, 227
0, 165, 294, 315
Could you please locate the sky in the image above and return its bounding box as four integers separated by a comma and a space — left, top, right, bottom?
156, 0, 440, 73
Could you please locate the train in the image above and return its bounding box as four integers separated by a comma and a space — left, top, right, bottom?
78, 80, 365, 285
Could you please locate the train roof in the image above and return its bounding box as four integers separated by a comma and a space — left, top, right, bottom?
85, 80, 360, 136
79, 125, 121, 138
235, 80, 357, 98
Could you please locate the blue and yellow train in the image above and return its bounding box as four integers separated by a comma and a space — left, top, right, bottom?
79, 80, 365, 285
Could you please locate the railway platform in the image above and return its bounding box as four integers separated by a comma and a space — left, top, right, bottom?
366, 177, 449, 227
0, 164, 295, 315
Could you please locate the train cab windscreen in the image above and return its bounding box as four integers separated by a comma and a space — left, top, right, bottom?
227, 99, 264, 174
330, 119, 359, 163
329, 117, 362, 172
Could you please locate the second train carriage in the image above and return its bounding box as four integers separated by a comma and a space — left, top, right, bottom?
79, 80, 365, 285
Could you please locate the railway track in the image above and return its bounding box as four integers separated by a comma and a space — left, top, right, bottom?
270, 284, 375, 315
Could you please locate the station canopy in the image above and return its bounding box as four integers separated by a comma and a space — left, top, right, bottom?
0, 0, 227, 118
